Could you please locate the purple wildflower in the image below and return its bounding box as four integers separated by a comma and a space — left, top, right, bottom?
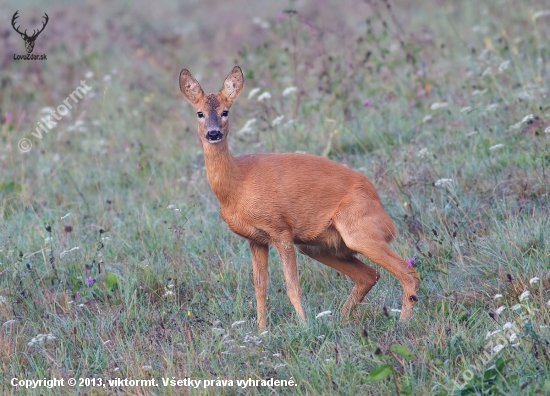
363, 99, 372, 107
4, 113, 13, 123
405, 256, 417, 268
85, 276, 95, 286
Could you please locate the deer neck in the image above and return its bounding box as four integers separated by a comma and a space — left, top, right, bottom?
202, 140, 241, 206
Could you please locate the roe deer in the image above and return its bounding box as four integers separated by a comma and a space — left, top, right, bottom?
179, 66, 420, 330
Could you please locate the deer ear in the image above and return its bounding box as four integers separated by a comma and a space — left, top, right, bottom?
220, 66, 244, 101
179, 69, 204, 105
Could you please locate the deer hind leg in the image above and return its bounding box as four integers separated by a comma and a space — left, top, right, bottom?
334, 210, 420, 321
298, 245, 379, 318
250, 241, 269, 330
274, 240, 306, 324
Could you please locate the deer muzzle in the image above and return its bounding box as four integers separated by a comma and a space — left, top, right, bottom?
205, 130, 223, 143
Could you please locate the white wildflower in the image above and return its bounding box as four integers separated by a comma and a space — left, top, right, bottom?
430, 102, 448, 110
282, 86, 298, 96
272, 353, 281, 357
59, 246, 80, 259
390, 308, 401, 313
163, 290, 174, 297
529, 277, 540, 284
248, 87, 261, 100
27, 333, 56, 347
489, 144, 504, 151
271, 115, 284, 126
544, 126, 550, 134
257, 92, 272, 101
519, 291, 530, 301
532, 10, 550, 20
486, 103, 498, 111
492, 344, 505, 353
460, 106, 472, 113
422, 115, 432, 123
142, 365, 152, 370
315, 310, 333, 319
3, 319, 16, 327
495, 306, 506, 315
237, 118, 257, 136
85, 71, 94, 79
60, 212, 71, 220
252, 17, 270, 29
498, 60, 510, 73
486, 329, 502, 339
493, 294, 503, 300
521, 114, 534, 123
318, 335, 325, 339
502, 322, 514, 330
231, 320, 246, 328
244, 333, 262, 344
509, 333, 518, 342
435, 178, 453, 188
417, 148, 429, 158
103, 340, 111, 345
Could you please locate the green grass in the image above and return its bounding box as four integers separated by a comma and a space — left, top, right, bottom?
1, 0, 549, 394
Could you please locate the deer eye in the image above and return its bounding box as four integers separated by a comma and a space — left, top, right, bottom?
197, 112, 204, 118
221, 110, 229, 117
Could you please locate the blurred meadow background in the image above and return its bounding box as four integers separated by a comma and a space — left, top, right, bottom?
1, 0, 549, 394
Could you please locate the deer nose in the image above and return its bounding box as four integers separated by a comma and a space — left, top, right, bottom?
205, 130, 223, 143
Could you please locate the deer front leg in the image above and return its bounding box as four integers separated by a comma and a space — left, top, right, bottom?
274, 240, 306, 324
250, 241, 269, 330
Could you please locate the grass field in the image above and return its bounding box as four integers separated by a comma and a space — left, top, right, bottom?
1, 0, 549, 394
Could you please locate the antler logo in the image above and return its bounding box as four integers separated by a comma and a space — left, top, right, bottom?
11, 10, 49, 54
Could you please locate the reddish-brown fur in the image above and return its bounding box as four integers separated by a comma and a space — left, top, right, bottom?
179, 66, 420, 329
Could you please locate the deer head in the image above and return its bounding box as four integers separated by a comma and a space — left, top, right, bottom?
179, 66, 244, 147
12, 11, 49, 54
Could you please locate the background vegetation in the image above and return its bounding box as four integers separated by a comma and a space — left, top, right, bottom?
0, 0, 549, 394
